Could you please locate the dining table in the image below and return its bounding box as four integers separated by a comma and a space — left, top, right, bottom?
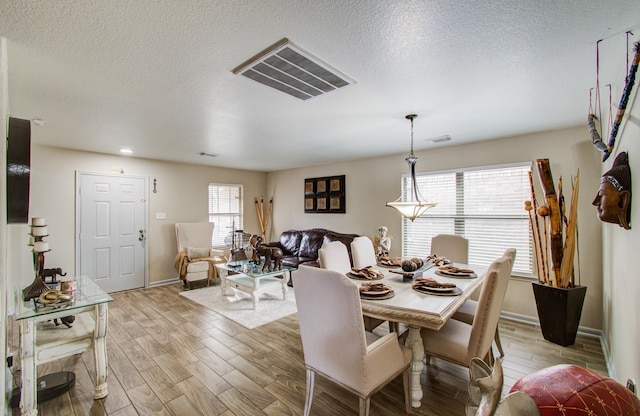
358, 262, 487, 408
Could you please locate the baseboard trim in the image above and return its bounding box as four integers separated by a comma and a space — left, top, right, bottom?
148, 277, 180, 287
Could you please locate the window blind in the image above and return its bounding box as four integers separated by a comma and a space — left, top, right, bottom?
208, 183, 243, 247
402, 163, 533, 276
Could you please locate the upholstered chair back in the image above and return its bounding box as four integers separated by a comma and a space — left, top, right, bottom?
317, 241, 352, 273
466, 255, 513, 362
175, 222, 214, 252
430, 234, 469, 264
350, 236, 377, 269
294, 266, 370, 390
294, 265, 411, 400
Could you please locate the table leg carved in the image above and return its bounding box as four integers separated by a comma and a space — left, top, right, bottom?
406, 325, 424, 408
19, 319, 38, 416
93, 303, 109, 398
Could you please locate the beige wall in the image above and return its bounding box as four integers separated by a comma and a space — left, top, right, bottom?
1, 36, 8, 413
601, 86, 640, 384
8, 145, 266, 296
267, 126, 603, 330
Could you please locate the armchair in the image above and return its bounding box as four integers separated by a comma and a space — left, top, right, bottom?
174, 222, 227, 289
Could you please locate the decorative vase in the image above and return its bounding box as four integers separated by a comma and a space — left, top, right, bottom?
532, 282, 587, 347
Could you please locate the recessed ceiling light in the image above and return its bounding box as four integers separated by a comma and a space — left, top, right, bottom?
119, 148, 133, 154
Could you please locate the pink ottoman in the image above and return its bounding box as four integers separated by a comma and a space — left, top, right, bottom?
510, 364, 640, 415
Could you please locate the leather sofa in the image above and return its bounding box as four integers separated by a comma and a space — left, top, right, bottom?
269, 228, 359, 284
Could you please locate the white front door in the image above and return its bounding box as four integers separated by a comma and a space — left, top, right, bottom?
76, 172, 147, 293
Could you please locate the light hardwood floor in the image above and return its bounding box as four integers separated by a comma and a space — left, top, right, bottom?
9, 282, 607, 415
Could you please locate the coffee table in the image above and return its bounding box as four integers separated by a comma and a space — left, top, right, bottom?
216, 261, 294, 309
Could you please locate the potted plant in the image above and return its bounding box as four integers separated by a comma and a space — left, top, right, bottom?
525, 159, 586, 347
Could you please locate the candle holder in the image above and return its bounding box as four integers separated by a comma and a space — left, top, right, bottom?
23, 217, 51, 300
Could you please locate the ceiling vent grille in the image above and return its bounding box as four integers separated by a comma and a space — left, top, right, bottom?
232, 38, 355, 101
430, 135, 453, 143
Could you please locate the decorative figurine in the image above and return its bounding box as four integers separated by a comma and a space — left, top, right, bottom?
249, 235, 283, 272
592, 151, 631, 230
373, 226, 392, 259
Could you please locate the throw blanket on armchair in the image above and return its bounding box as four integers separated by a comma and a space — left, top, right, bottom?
173, 251, 225, 281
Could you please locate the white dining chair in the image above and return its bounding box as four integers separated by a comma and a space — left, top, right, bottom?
317, 240, 352, 273
294, 265, 412, 416
350, 236, 378, 269
452, 248, 516, 358
430, 234, 469, 264
420, 254, 513, 368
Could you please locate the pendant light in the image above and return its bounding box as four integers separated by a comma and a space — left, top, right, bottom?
385, 114, 437, 221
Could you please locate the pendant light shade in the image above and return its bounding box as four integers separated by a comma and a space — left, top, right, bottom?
386, 114, 437, 221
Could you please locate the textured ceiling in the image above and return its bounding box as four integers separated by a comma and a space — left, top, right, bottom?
2, 1, 640, 171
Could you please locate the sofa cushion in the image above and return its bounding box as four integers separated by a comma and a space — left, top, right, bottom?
299, 229, 326, 259
278, 230, 302, 256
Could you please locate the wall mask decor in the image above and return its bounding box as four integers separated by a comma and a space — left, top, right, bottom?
304, 175, 345, 213
592, 151, 632, 230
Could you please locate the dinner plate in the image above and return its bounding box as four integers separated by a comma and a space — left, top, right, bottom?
412, 286, 462, 296
347, 272, 384, 280
414, 285, 456, 292
360, 290, 395, 300
360, 288, 392, 296
435, 269, 477, 279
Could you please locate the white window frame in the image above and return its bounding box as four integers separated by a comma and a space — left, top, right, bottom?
208, 183, 243, 248
401, 162, 534, 277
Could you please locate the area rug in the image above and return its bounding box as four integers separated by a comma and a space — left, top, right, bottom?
179, 286, 297, 329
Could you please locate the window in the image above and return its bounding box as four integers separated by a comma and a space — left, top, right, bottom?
208, 183, 243, 248
402, 162, 533, 276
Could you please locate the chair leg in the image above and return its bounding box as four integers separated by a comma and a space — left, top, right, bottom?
389, 321, 399, 333
494, 328, 505, 357
403, 367, 412, 414
303, 369, 315, 416
359, 397, 371, 416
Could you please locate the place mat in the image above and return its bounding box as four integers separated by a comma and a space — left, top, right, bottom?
412, 286, 462, 296
435, 269, 477, 279
347, 271, 384, 280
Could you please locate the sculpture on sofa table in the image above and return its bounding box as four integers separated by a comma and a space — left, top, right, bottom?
250, 235, 283, 272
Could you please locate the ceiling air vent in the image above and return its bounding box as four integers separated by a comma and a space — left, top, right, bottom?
232, 38, 355, 101
430, 135, 453, 143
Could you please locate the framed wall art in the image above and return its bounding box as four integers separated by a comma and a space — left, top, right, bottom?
304, 175, 346, 213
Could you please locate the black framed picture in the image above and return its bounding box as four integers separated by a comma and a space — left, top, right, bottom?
304, 175, 345, 213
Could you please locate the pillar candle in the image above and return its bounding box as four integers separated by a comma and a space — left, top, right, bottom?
33, 241, 49, 252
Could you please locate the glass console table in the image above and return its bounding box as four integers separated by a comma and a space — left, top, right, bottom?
14, 276, 113, 415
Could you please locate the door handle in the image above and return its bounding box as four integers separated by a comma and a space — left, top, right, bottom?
139, 229, 145, 241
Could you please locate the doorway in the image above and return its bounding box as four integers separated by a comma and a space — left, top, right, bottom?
76, 172, 148, 293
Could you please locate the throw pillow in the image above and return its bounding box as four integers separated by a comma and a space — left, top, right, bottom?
187, 247, 210, 259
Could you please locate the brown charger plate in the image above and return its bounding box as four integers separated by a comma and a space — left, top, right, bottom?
412, 286, 462, 296
360, 290, 395, 300
347, 271, 384, 280
435, 269, 477, 279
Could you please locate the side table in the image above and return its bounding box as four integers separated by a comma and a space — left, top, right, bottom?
14, 276, 113, 416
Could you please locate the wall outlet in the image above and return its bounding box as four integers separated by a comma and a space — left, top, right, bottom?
627, 378, 636, 395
